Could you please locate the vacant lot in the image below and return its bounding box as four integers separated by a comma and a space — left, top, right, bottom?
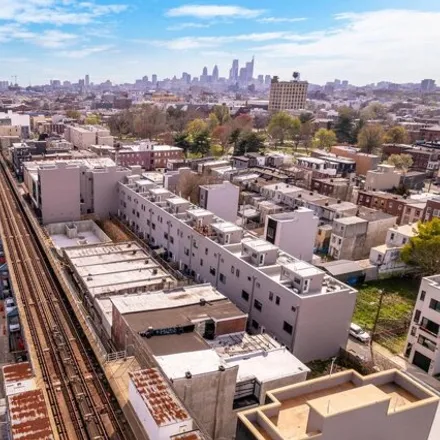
352, 277, 420, 354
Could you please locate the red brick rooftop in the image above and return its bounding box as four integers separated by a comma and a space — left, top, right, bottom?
8, 389, 54, 440
130, 368, 190, 427
3, 362, 33, 383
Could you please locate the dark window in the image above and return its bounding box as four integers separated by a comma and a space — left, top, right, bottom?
421, 317, 439, 336
294, 277, 301, 284
205, 248, 208, 255
291, 306, 297, 312
219, 273, 226, 284
429, 298, 440, 312
411, 326, 417, 336
269, 292, 274, 301
184, 248, 189, 256
231, 265, 235, 274
283, 321, 293, 335
275, 296, 280, 306
200, 259, 203, 266
236, 269, 240, 277
248, 276, 252, 281
147, 219, 150, 226
254, 299, 263, 312
420, 290, 426, 301
251, 319, 259, 330
170, 236, 174, 244
241, 290, 249, 301
210, 267, 216, 276
152, 223, 156, 230
414, 309, 421, 323
418, 335, 436, 352
164, 232, 168, 239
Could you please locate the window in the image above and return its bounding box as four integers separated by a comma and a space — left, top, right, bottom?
429, 298, 440, 312
418, 335, 436, 352
420, 290, 426, 301
291, 306, 297, 312
304, 279, 310, 293
294, 277, 301, 284
219, 273, 226, 284
231, 265, 235, 274
236, 269, 240, 277
170, 236, 174, 244
269, 292, 274, 301
205, 248, 208, 255
254, 299, 263, 312
421, 317, 439, 336
283, 321, 293, 335
256, 282, 261, 288
184, 248, 189, 256
251, 319, 259, 330
209, 267, 216, 276
152, 223, 156, 230
200, 259, 203, 266
147, 219, 150, 226
241, 290, 249, 301
411, 326, 417, 336
414, 309, 421, 323
275, 296, 280, 306
390, 233, 395, 240
164, 232, 168, 239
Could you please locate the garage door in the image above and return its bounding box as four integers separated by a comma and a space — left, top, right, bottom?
412, 351, 431, 373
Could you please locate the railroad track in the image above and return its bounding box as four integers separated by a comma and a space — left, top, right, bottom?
0, 157, 134, 440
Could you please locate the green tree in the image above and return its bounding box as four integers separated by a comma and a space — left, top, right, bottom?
85, 113, 101, 125
299, 112, 315, 124
212, 104, 231, 125
66, 109, 81, 120
174, 132, 192, 153
357, 124, 384, 154
234, 132, 265, 156
360, 102, 388, 121
186, 118, 208, 136
385, 126, 409, 145
190, 130, 211, 155
268, 112, 301, 145
312, 128, 337, 151
208, 113, 220, 131
334, 107, 355, 143
401, 219, 440, 276
387, 154, 413, 171
210, 144, 223, 157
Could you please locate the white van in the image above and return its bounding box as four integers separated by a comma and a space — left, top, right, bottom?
349, 323, 371, 343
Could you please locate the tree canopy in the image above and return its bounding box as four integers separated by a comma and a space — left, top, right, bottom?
385, 126, 409, 145
357, 124, 384, 154
234, 132, 265, 156
387, 154, 413, 171
312, 128, 337, 151
401, 219, 440, 276
334, 107, 356, 143
268, 112, 301, 145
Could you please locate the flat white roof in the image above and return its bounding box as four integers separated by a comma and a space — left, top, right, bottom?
155, 349, 227, 380
111, 284, 226, 315
243, 238, 278, 253
226, 349, 309, 383
212, 222, 242, 234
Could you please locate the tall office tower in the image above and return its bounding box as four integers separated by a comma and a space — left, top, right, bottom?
239, 67, 247, 83
229, 59, 239, 81
265, 75, 272, 85
268, 72, 308, 111
202, 66, 208, 76
85, 74, 90, 87
421, 79, 436, 93
257, 74, 264, 84
245, 56, 255, 83
182, 72, 191, 84
152, 74, 158, 84
212, 65, 219, 81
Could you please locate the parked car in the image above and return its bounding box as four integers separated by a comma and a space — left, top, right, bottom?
5, 298, 16, 314
349, 323, 371, 343
9, 322, 20, 333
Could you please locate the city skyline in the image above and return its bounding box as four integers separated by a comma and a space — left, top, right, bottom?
1, 1, 440, 85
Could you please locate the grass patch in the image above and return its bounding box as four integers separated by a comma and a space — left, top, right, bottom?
352, 277, 420, 354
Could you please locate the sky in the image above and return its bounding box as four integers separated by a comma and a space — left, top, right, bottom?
2, 0, 440, 86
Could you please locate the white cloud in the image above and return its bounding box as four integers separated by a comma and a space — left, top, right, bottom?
0, 0, 127, 25
258, 17, 307, 23
59, 45, 114, 58
249, 9, 440, 84
166, 22, 211, 31
166, 4, 264, 19
151, 32, 303, 50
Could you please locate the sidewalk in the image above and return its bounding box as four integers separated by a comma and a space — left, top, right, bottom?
373, 343, 440, 394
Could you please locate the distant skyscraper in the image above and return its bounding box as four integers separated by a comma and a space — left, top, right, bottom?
202, 66, 208, 76
239, 67, 247, 83
85, 74, 90, 87
229, 59, 239, 81
421, 79, 436, 93
245, 56, 255, 83
212, 65, 219, 81
257, 74, 264, 84
182, 72, 191, 84
152, 74, 158, 84
264, 75, 271, 85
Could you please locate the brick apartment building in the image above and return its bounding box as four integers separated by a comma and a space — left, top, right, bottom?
356, 190, 409, 224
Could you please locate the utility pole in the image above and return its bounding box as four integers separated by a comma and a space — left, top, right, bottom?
370, 289, 385, 361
